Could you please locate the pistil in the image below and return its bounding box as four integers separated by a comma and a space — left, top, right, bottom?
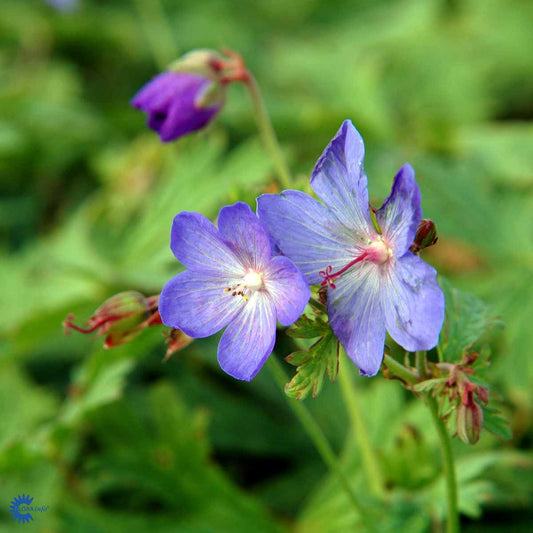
319, 239, 392, 289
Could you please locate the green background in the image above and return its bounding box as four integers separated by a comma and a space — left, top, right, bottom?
1, 0, 531, 531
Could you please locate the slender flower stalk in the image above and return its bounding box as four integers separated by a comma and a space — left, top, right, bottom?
213, 50, 293, 188
416, 350, 428, 379
428, 395, 460, 533
243, 73, 293, 189
419, 351, 460, 533
268, 357, 378, 533
383, 354, 419, 385
338, 351, 385, 499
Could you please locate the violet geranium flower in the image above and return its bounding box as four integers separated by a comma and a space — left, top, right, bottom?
159, 202, 310, 381
257, 120, 445, 377
131, 71, 223, 142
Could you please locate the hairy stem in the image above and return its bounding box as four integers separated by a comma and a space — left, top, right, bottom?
383, 353, 419, 385
268, 357, 377, 532
243, 75, 293, 189
415, 350, 428, 379
419, 351, 460, 533
338, 351, 385, 499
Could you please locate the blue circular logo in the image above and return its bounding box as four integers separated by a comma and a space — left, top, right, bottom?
9, 494, 34, 524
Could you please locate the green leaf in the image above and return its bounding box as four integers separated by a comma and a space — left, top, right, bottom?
285, 329, 338, 400
83, 383, 286, 533
412, 377, 448, 393
438, 277, 501, 362
286, 314, 330, 339
483, 406, 512, 440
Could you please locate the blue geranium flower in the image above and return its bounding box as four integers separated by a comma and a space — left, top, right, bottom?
257, 120, 445, 377
159, 202, 310, 381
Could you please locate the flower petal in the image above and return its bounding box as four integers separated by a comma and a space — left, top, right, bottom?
132, 73, 220, 142
217, 293, 277, 381
159, 94, 220, 142
131, 73, 172, 110
170, 212, 243, 275
217, 202, 271, 270
377, 164, 422, 256
159, 269, 244, 337
327, 263, 386, 376
257, 190, 354, 285
382, 253, 444, 352
310, 120, 374, 239
264, 255, 310, 326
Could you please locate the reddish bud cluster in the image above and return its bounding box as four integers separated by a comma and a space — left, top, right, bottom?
64, 291, 195, 360
64, 291, 160, 348
209, 49, 250, 84
383, 350, 489, 444
433, 352, 488, 444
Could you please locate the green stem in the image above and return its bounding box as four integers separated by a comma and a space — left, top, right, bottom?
415, 350, 428, 379
419, 352, 459, 533
309, 296, 327, 314
268, 357, 377, 533
132, 0, 177, 70
427, 396, 460, 533
243, 75, 293, 189
338, 351, 385, 499
383, 354, 419, 385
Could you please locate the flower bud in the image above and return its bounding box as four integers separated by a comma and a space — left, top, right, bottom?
64, 291, 159, 348
410, 219, 438, 254
456, 398, 484, 444
167, 49, 222, 79
131, 50, 225, 142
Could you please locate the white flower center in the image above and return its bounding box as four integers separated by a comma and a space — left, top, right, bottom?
224, 270, 263, 303
243, 271, 263, 291
367, 239, 392, 265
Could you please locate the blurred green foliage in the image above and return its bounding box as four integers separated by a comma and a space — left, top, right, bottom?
1, 0, 532, 531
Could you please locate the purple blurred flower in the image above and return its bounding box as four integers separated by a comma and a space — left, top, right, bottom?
257, 120, 444, 377
159, 202, 310, 381
46, 0, 78, 10
131, 72, 223, 142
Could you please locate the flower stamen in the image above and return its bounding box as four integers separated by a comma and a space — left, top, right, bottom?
224, 270, 263, 303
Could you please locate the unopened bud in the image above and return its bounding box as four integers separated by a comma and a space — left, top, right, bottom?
456, 399, 484, 444
410, 219, 438, 254
132, 49, 226, 143
64, 291, 159, 348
